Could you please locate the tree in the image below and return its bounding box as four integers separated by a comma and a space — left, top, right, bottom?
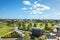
40, 23, 43, 26
51, 23, 54, 26
45, 23, 48, 30
39, 35, 47, 40
22, 22, 26, 30
34, 23, 36, 27
35, 37, 39, 40
18, 22, 21, 27
24, 32, 30, 40
28, 23, 32, 31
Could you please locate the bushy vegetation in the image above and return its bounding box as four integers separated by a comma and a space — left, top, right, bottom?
24, 32, 30, 40
0, 19, 59, 38
0, 22, 13, 36
2, 32, 20, 38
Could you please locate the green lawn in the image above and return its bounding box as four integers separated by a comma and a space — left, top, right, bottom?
0, 26, 13, 36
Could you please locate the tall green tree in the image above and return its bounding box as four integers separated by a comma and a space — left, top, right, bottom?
24, 32, 30, 40
27, 23, 32, 31
22, 22, 27, 30
34, 23, 36, 27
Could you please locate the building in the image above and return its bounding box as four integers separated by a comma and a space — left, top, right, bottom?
32, 27, 44, 38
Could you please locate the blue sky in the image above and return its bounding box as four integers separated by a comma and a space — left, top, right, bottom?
0, 0, 60, 19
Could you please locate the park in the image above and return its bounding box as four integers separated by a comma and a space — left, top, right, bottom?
0, 19, 60, 40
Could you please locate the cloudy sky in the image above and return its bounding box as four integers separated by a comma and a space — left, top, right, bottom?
0, 0, 60, 19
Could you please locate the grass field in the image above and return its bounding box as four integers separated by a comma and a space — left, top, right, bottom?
0, 21, 57, 37
0, 26, 13, 36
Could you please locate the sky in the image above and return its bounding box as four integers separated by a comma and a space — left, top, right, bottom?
0, 0, 60, 19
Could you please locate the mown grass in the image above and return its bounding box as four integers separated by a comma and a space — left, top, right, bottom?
0, 26, 13, 36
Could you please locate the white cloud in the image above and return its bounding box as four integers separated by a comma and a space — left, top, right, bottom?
30, 10, 37, 14
42, 12, 60, 19
29, 12, 60, 19
40, 5, 50, 10
51, 12, 60, 19
30, 10, 43, 14
22, 0, 51, 15
30, 3, 50, 14
34, 1, 38, 4
21, 7, 27, 10
33, 3, 50, 11
23, 1, 31, 5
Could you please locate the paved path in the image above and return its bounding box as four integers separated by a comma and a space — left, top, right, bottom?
1, 38, 24, 40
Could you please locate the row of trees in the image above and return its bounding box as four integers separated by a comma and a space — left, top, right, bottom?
0, 21, 56, 32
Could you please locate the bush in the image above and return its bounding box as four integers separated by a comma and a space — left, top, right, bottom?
39, 35, 47, 40
34, 37, 39, 40
24, 32, 30, 40
2, 32, 20, 38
